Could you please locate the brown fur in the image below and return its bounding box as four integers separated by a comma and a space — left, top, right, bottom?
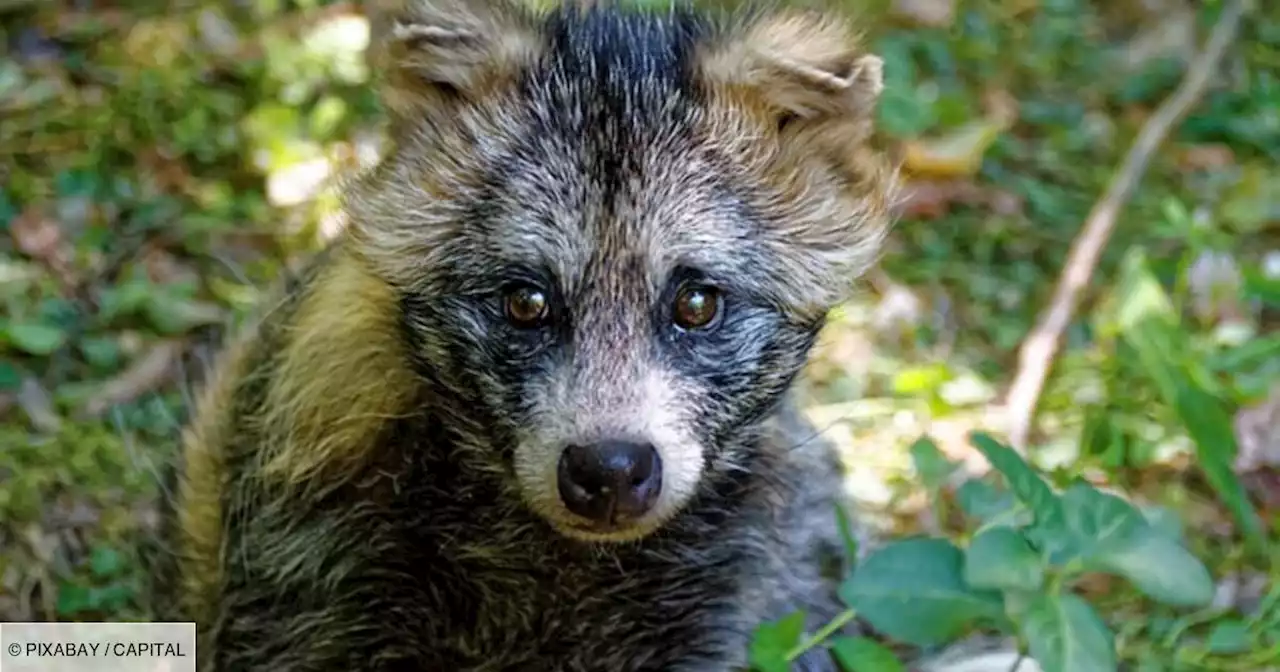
258, 250, 419, 487
152, 1, 897, 669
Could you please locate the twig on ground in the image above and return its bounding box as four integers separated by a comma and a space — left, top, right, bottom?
1003, 0, 1252, 452
80, 339, 187, 419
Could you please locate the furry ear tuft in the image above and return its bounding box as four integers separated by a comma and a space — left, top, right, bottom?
366, 0, 542, 120
700, 10, 883, 125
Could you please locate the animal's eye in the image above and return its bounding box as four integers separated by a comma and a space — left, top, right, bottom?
672, 284, 721, 331
504, 284, 550, 328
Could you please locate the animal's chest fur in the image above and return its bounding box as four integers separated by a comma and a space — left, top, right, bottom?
415, 511, 772, 671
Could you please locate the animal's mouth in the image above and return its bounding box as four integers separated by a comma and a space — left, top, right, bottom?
568, 519, 636, 535
552, 514, 664, 543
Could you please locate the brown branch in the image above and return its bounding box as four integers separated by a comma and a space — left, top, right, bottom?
79, 339, 186, 419
1004, 0, 1252, 452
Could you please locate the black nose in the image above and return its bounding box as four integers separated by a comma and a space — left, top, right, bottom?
557, 441, 662, 525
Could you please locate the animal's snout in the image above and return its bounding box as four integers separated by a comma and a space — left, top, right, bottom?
557, 440, 662, 525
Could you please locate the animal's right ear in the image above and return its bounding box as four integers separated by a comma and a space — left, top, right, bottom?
365, 0, 541, 121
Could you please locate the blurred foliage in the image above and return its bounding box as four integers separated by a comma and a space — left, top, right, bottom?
0, 0, 1277, 669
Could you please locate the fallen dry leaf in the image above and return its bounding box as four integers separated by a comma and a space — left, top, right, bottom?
140, 245, 201, 286
902, 119, 1007, 178
197, 8, 244, 60
1234, 384, 1280, 512
17, 376, 61, 434
980, 88, 1020, 128
891, 0, 955, 27
1119, 6, 1196, 72
123, 17, 193, 69
81, 339, 185, 418
10, 207, 78, 289
138, 148, 194, 195
1178, 143, 1236, 171
894, 179, 1023, 220
1241, 470, 1280, 513
10, 208, 63, 260
1233, 384, 1280, 473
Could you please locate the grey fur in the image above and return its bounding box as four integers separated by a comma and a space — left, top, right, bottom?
150, 1, 895, 670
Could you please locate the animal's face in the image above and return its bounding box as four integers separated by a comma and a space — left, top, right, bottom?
350, 0, 894, 542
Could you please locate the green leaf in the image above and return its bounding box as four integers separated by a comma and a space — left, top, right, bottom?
830, 636, 905, 672
1205, 620, 1254, 654
893, 364, 952, 397
1080, 405, 1130, 469
86, 583, 133, 611
1056, 483, 1212, 605
1207, 333, 1280, 374
79, 337, 122, 370
1022, 593, 1117, 672
145, 295, 224, 335
1059, 483, 1146, 561
910, 436, 957, 493
956, 479, 1027, 527
834, 504, 860, 565
0, 360, 21, 390
969, 433, 1061, 519
56, 583, 93, 616
1168, 382, 1265, 550
1243, 268, 1280, 307
97, 277, 155, 323
969, 432, 1071, 556
89, 546, 124, 579
1090, 529, 1214, 608
749, 610, 806, 672
876, 84, 936, 139
4, 322, 69, 355
1107, 250, 1264, 552
1140, 505, 1186, 542
964, 527, 1044, 592
840, 538, 1003, 646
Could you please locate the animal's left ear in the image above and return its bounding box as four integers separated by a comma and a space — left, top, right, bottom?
697, 10, 883, 133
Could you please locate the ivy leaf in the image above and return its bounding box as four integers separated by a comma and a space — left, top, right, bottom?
749, 610, 806, 672
830, 636, 905, 672
964, 527, 1044, 592
1023, 593, 1117, 672
840, 538, 1003, 646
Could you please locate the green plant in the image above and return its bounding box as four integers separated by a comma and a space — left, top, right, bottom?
747, 432, 1217, 672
